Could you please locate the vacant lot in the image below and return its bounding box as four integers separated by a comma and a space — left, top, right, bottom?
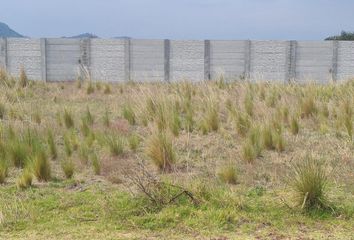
0, 70, 353, 239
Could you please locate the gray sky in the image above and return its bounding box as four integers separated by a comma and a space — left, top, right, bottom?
0, 0, 352, 40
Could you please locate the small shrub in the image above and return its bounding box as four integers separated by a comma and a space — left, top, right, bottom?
145, 129, 175, 172
17, 168, 33, 189
19, 67, 28, 88
63, 109, 74, 129
106, 135, 124, 156
61, 158, 75, 179
291, 155, 328, 210
290, 116, 300, 135
47, 130, 57, 160
32, 149, 51, 182
122, 104, 136, 125
218, 165, 238, 184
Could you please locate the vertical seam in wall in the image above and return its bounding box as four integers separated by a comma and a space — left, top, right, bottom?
287, 40, 297, 83
40, 38, 47, 82
2, 38, 8, 71
164, 39, 170, 82
332, 40, 338, 82
204, 40, 211, 80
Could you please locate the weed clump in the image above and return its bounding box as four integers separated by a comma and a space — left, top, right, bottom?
61, 158, 75, 179
63, 109, 74, 129
17, 168, 33, 189
218, 165, 238, 184
291, 155, 329, 211
32, 149, 51, 182
145, 129, 175, 172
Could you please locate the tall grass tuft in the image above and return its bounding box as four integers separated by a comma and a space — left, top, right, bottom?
63, 109, 74, 129
91, 153, 101, 175
235, 112, 251, 137
218, 165, 238, 184
122, 104, 136, 125
103, 109, 110, 127
300, 95, 317, 117
0, 103, 6, 119
244, 93, 254, 116
128, 134, 140, 151
8, 138, 28, 168
291, 155, 328, 210
32, 149, 51, 182
106, 135, 124, 156
17, 168, 33, 189
19, 67, 28, 88
145, 129, 175, 172
47, 130, 57, 160
61, 158, 75, 179
290, 116, 300, 135
83, 107, 94, 125
0, 160, 9, 184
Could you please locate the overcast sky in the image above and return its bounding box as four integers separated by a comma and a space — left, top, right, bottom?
0, 0, 352, 40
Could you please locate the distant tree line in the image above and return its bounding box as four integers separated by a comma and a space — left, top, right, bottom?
325, 31, 354, 41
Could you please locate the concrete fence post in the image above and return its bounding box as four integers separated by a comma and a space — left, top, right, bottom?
79, 38, 91, 79
204, 40, 211, 80
287, 40, 297, 83
124, 38, 131, 82
0, 38, 7, 71
331, 40, 339, 82
164, 39, 170, 82
40, 38, 47, 82
244, 40, 251, 80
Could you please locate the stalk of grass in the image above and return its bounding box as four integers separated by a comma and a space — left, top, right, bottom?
262, 125, 274, 150
61, 158, 75, 179
83, 107, 94, 125
16, 168, 33, 189
291, 155, 328, 210
32, 149, 51, 182
300, 95, 317, 117
80, 118, 91, 137
47, 130, 57, 160
344, 114, 353, 141
169, 107, 181, 136
145, 129, 175, 172
79, 143, 90, 164
218, 165, 238, 184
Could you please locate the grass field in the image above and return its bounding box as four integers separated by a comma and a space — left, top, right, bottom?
0, 69, 353, 239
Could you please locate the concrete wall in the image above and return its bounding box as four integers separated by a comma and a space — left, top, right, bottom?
6, 38, 42, 80
90, 39, 125, 82
1, 38, 354, 83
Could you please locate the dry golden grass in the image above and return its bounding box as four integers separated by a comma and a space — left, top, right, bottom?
0, 68, 354, 238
